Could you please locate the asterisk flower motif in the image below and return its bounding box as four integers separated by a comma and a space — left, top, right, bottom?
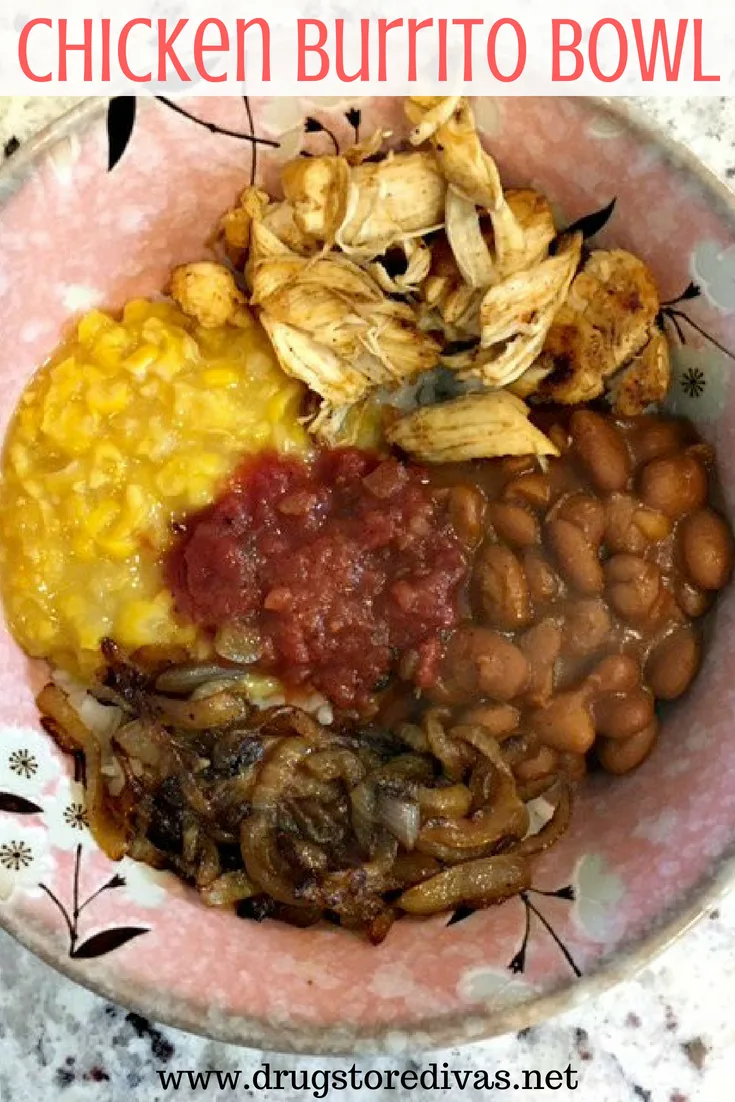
0, 726, 57, 798
7, 749, 38, 781
680, 366, 706, 398
0, 839, 33, 871
0, 817, 53, 902
62, 803, 89, 832
666, 345, 731, 425
44, 780, 97, 853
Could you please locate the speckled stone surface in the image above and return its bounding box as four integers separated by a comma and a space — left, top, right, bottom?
1, 97, 735, 1102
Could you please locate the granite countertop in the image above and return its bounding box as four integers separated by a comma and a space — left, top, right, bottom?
1, 96, 735, 1102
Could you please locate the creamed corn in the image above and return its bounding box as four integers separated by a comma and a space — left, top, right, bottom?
0, 299, 309, 674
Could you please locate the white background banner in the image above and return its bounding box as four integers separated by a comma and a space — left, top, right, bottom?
0, 0, 733, 95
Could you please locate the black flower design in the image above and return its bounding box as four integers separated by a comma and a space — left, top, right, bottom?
680, 367, 706, 399
659, 282, 735, 364
8, 749, 38, 779
106, 98, 280, 173
63, 803, 89, 831
40, 845, 148, 959
303, 116, 340, 153
448, 882, 581, 978
0, 839, 33, 871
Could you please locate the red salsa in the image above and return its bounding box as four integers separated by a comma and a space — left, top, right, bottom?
166, 450, 468, 710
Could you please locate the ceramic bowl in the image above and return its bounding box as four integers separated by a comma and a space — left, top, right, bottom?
1, 96, 734, 1055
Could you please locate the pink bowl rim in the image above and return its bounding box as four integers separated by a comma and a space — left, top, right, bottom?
1, 96, 735, 1054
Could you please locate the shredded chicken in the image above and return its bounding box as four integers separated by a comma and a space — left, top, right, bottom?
386, 392, 559, 463
204, 95, 672, 456
251, 252, 440, 407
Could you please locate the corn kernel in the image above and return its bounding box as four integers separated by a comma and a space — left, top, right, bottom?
122, 343, 159, 378
86, 500, 120, 537
77, 309, 114, 347
201, 367, 240, 388
0, 298, 308, 673
87, 379, 132, 415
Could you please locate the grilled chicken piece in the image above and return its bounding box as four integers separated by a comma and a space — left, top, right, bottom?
519, 249, 661, 405
169, 262, 250, 329
607, 329, 671, 415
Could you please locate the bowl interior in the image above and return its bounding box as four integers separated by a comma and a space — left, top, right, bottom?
0, 96, 734, 1053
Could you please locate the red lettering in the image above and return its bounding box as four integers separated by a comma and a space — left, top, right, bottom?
378, 18, 403, 82
589, 19, 628, 83
437, 18, 447, 81
335, 18, 369, 81
298, 19, 329, 80
157, 18, 190, 82
119, 19, 152, 83
194, 19, 229, 82
58, 18, 93, 81
486, 19, 526, 83
552, 19, 583, 81
694, 18, 720, 81
452, 19, 482, 80
101, 19, 110, 82
235, 19, 271, 82
408, 18, 433, 81
632, 18, 687, 81
19, 18, 52, 82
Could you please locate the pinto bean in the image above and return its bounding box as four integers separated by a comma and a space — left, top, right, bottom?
488, 501, 540, 547
630, 420, 685, 466
598, 719, 659, 774
522, 548, 562, 605
500, 456, 538, 479
645, 626, 701, 700
563, 598, 612, 657
570, 410, 631, 493
475, 544, 532, 630
680, 508, 735, 591
554, 492, 606, 547
531, 690, 596, 754
586, 654, 641, 695
605, 554, 662, 625
434, 627, 529, 705
605, 494, 672, 555
520, 620, 562, 706
675, 579, 714, 619
593, 687, 655, 739
448, 484, 487, 550
546, 518, 604, 595
503, 472, 552, 510
514, 745, 558, 782
639, 454, 708, 518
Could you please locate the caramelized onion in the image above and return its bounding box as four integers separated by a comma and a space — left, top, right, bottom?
214, 621, 263, 665
397, 855, 531, 915
37, 643, 580, 942
200, 870, 257, 907
37, 684, 128, 860
376, 792, 421, 850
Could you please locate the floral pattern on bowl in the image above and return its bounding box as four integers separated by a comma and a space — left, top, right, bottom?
0, 96, 734, 1054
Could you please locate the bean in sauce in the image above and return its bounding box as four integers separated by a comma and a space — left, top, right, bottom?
425, 411, 733, 776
